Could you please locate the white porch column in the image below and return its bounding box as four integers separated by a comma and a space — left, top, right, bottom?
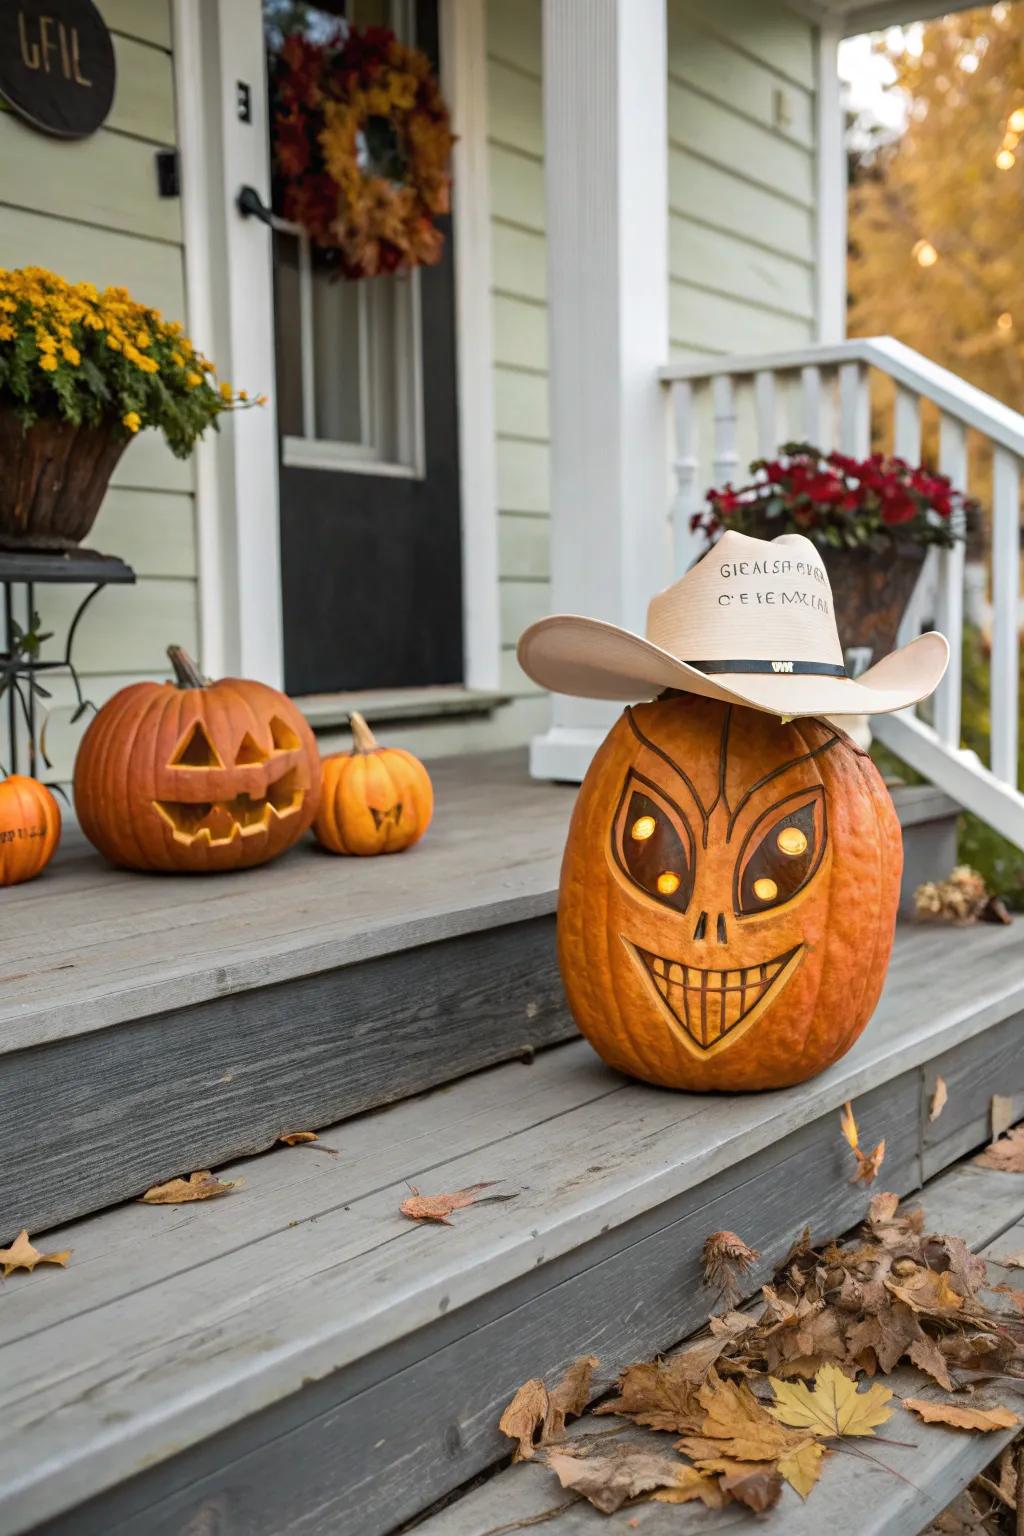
529, 0, 670, 783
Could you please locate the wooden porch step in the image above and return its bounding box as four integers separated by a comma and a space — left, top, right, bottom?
413, 1160, 1024, 1536
0, 752, 957, 1241
1, 918, 1021, 1536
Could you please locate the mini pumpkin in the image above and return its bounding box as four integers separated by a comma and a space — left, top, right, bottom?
558, 695, 902, 1092
313, 712, 433, 855
0, 774, 61, 886
73, 646, 320, 873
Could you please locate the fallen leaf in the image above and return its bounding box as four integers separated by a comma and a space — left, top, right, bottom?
717, 1462, 783, 1511
769, 1362, 893, 1437
702, 1230, 760, 1308
498, 1357, 599, 1460
678, 1376, 804, 1463
650, 1465, 724, 1508
400, 1181, 499, 1225
839, 1101, 885, 1183
976, 1125, 1024, 1173
544, 1355, 599, 1442
140, 1171, 242, 1204
887, 1268, 966, 1316
279, 1130, 318, 1145
902, 1398, 1019, 1432
929, 1077, 948, 1122
597, 1324, 750, 1431
544, 1445, 709, 1514
499, 1377, 548, 1461
994, 1251, 1024, 1269
776, 1437, 828, 1499
0, 1230, 71, 1277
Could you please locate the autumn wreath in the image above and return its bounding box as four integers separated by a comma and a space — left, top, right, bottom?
270, 24, 454, 280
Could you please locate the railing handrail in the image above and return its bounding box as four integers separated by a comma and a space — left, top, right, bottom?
660, 336, 1024, 463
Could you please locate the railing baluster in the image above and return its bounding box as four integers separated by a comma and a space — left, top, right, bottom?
838, 361, 870, 456
711, 374, 739, 491
894, 385, 931, 650
933, 413, 967, 750
753, 370, 779, 460
669, 379, 700, 576
991, 446, 1020, 786
800, 365, 823, 445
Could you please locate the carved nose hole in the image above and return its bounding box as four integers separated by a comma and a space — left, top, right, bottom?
717, 913, 728, 943
170, 720, 222, 768
692, 911, 707, 941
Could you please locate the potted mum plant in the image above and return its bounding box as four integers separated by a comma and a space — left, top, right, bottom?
692, 442, 970, 666
0, 266, 259, 551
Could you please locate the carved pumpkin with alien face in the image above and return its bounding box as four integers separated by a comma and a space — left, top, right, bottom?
558, 695, 902, 1092
73, 647, 321, 872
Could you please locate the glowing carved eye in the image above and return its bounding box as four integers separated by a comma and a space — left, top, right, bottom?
777, 826, 808, 857
735, 789, 826, 915
613, 774, 695, 913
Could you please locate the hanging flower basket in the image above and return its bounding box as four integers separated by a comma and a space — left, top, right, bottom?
0, 267, 259, 551
269, 24, 455, 281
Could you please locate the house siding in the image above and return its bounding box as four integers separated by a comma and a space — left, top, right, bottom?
0, 0, 198, 774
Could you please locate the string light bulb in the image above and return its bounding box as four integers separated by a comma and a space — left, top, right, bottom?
996, 148, 1016, 170
998, 311, 1014, 332
913, 239, 939, 268
1010, 107, 1024, 133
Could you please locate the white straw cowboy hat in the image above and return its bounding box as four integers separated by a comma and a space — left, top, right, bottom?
517, 530, 948, 718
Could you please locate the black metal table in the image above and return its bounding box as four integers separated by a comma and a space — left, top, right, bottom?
0, 549, 136, 780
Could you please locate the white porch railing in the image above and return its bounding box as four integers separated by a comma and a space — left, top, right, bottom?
661, 336, 1024, 848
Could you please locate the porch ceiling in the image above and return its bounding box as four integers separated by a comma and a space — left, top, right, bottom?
787, 0, 988, 33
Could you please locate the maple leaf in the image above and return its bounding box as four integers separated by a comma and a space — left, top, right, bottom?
976, 1125, 1024, 1173
400, 1181, 499, 1225
702, 1230, 760, 1308
650, 1465, 724, 1508
0, 1230, 71, 1277
902, 1398, 1020, 1432
678, 1375, 805, 1464
776, 1438, 828, 1499
769, 1362, 893, 1437
543, 1355, 598, 1442
596, 1325, 748, 1431
140, 1171, 242, 1204
718, 1462, 783, 1511
886, 1268, 966, 1316
543, 1444, 709, 1514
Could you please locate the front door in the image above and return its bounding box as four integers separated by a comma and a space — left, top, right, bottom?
264, 0, 463, 697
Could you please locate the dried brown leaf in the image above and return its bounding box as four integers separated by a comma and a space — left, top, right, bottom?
887, 1268, 966, 1316
544, 1445, 708, 1514
839, 1101, 885, 1183
680, 1375, 805, 1463
717, 1462, 783, 1511
400, 1181, 498, 1225
140, 1171, 242, 1204
650, 1464, 724, 1508
929, 1077, 948, 1122
906, 1333, 955, 1392
976, 1125, 1024, 1173
279, 1130, 318, 1145
993, 1250, 1024, 1269
702, 1230, 760, 1309
902, 1398, 1020, 1432
596, 1356, 705, 1433
0, 1230, 71, 1277
498, 1378, 548, 1461
544, 1356, 598, 1442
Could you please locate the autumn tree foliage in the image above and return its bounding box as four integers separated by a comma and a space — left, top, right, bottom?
847, 5, 1024, 410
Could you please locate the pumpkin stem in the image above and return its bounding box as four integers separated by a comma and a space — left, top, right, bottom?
167, 645, 207, 690
348, 711, 379, 754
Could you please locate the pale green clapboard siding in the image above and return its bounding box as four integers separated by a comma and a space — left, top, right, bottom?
487, 0, 550, 698
97, 0, 172, 50
666, 0, 819, 360
0, 4, 199, 758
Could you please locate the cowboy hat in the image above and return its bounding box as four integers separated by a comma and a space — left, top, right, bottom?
517, 530, 948, 718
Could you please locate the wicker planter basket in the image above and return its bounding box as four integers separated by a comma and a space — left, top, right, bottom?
0, 410, 129, 552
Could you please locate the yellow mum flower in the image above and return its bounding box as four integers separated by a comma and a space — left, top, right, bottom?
0, 298, 16, 313
136, 330, 151, 349
61, 344, 81, 365
186, 370, 203, 387
35, 331, 57, 354
106, 334, 122, 351
171, 351, 184, 367
122, 411, 142, 433
219, 380, 233, 401
38, 353, 58, 372
0, 323, 13, 341
238, 389, 248, 401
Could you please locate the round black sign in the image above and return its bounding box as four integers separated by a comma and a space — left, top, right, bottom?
0, 0, 115, 139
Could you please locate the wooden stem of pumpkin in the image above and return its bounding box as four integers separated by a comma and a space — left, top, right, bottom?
348, 711, 380, 755
167, 645, 206, 690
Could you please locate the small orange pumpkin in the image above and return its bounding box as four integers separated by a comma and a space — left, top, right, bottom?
73, 646, 320, 873
0, 774, 61, 887
558, 694, 902, 1092
313, 712, 433, 855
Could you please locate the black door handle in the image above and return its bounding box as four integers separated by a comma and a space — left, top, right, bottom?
237, 185, 290, 232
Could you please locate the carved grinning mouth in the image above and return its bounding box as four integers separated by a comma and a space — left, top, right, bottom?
628, 941, 803, 1052
153, 769, 304, 847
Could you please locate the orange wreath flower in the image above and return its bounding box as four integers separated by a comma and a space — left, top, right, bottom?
270, 25, 454, 280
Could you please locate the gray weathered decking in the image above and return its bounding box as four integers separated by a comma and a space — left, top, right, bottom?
2, 915, 1023, 1536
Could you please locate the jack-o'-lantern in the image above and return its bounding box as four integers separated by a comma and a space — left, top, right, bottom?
73, 646, 321, 872
313, 711, 433, 855
558, 695, 902, 1092
0, 774, 61, 886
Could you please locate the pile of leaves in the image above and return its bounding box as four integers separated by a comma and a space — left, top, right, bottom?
916, 865, 1012, 927
499, 1193, 1024, 1516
